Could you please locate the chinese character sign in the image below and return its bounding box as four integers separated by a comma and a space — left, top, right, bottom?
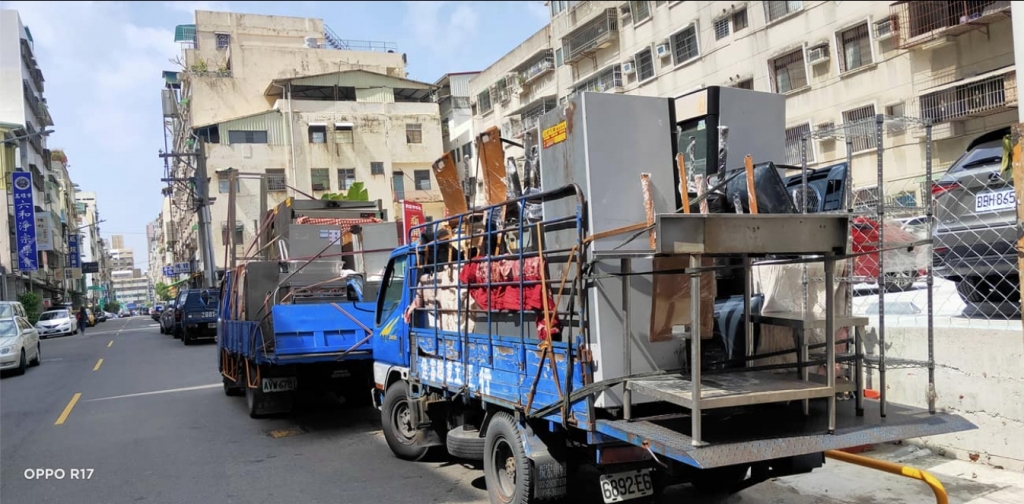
401, 200, 425, 245
11, 172, 37, 272
67, 233, 81, 269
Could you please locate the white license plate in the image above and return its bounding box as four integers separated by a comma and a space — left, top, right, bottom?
261, 377, 297, 393
599, 468, 654, 503
206, 323, 215, 328
975, 188, 1016, 212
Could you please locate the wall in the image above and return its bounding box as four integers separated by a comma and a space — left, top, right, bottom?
0, 11, 25, 127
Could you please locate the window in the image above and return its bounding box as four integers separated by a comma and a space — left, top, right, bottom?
769, 49, 808, 93
784, 123, 815, 165
338, 168, 355, 190
335, 123, 354, 144
764, 1, 802, 23
310, 168, 329, 191
414, 169, 432, 191
194, 125, 220, 144
371, 161, 385, 176
477, 90, 493, 115
392, 171, 405, 200
227, 130, 267, 144
885, 102, 905, 117
842, 104, 878, 152
714, 18, 730, 40
215, 33, 230, 50
670, 25, 699, 65
308, 124, 327, 144
266, 168, 287, 192
634, 47, 655, 82
375, 254, 406, 325
631, 1, 651, 23
734, 78, 754, 90
462, 143, 472, 159
216, 172, 240, 194
732, 8, 749, 31
220, 221, 244, 246
837, 22, 873, 73
550, 0, 568, 17
555, 47, 563, 67
406, 123, 422, 144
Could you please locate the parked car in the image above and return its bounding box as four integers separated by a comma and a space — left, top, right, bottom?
35, 309, 76, 337
174, 289, 219, 345
151, 305, 164, 321
0, 317, 42, 375
932, 126, 1018, 305
785, 162, 924, 291
95, 310, 108, 323
0, 301, 28, 320
159, 301, 177, 335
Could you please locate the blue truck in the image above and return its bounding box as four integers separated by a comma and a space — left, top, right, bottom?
218, 198, 398, 418
368, 93, 973, 503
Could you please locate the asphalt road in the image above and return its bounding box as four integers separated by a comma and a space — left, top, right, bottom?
1, 315, 973, 504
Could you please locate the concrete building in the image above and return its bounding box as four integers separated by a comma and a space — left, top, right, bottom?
48, 149, 84, 304
435, 72, 482, 207
74, 191, 111, 305
146, 219, 163, 289
470, 0, 1016, 206
162, 11, 445, 274
0, 9, 64, 303
111, 270, 150, 309
107, 236, 135, 271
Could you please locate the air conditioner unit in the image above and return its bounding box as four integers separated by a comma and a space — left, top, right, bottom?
622, 60, 636, 75
807, 46, 830, 65
874, 18, 894, 41
656, 43, 671, 59
619, 4, 631, 16
312, 183, 326, 191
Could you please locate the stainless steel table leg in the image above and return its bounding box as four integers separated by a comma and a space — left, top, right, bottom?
743, 255, 753, 365
825, 253, 836, 434
855, 325, 864, 417
622, 258, 632, 421
690, 254, 705, 447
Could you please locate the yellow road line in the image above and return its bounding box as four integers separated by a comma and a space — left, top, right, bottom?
54, 393, 82, 425
107, 340, 113, 348
93, 358, 103, 371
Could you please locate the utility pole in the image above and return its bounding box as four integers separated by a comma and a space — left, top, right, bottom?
194, 139, 217, 289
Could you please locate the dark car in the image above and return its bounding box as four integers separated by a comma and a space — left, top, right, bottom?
159, 301, 177, 335
173, 289, 219, 345
95, 311, 108, 323
151, 305, 164, 321
932, 127, 1017, 305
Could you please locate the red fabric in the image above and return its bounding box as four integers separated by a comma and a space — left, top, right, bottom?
458, 256, 560, 340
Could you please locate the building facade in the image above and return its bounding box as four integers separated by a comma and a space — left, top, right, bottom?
162, 11, 446, 274
111, 270, 150, 309
435, 72, 482, 207
470, 0, 1016, 206
74, 191, 111, 306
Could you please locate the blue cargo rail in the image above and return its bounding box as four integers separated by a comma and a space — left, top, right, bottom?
217, 270, 377, 418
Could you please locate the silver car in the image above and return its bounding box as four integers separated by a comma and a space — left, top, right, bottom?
35, 309, 77, 337
932, 127, 1016, 304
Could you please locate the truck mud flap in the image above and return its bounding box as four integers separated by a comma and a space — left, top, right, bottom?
522, 424, 568, 500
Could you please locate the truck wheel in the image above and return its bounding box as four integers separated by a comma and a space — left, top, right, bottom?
447, 425, 486, 461
484, 412, 534, 504
381, 380, 430, 461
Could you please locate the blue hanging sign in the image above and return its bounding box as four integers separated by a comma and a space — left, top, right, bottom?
68, 233, 81, 268
12, 172, 38, 272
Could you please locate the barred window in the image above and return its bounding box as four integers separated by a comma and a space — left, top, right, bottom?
764, 1, 802, 23
837, 23, 873, 73
842, 105, 878, 152
784, 123, 815, 165
266, 168, 287, 192
634, 47, 655, 82
769, 49, 807, 93
310, 168, 329, 191
670, 24, 699, 65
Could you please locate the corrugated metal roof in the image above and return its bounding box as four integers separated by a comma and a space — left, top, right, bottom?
283, 70, 433, 90
218, 111, 286, 145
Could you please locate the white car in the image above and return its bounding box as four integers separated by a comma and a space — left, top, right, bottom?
36, 309, 77, 337
0, 317, 42, 375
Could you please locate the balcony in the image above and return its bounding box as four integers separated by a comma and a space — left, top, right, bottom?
507, 96, 558, 139
918, 67, 1017, 123
572, 65, 623, 95
562, 9, 618, 65
519, 54, 555, 87
890, 1, 1011, 50
324, 25, 397, 52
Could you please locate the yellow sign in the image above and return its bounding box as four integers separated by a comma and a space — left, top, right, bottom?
542, 120, 567, 149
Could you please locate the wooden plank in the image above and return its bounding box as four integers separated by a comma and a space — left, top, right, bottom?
476, 126, 508, 206
430, 151, 469, 216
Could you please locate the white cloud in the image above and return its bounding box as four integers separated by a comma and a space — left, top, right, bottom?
402, 1, 480, 68
163, 1, 233, 15
525, 1, 550, 24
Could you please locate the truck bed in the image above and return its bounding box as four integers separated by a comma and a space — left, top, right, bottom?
593, 398, 973, 469
220, 302, 375, 365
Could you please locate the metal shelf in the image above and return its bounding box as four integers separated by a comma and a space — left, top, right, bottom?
627, 371, 836, 410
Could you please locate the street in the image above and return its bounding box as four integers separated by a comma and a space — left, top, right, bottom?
2, 316, 1021, 504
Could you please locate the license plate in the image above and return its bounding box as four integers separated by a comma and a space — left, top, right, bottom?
206, 323, 215, 328
599, 469, 654, 503
261, 377, 297, 393
975, 188, 1016, 212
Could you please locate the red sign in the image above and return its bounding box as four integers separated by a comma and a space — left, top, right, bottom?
401, 200, 425, 245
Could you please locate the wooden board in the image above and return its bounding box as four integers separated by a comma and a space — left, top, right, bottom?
431, 151, 468, 216
477, 126, 508, 206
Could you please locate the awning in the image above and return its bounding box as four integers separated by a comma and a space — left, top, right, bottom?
335, 122, 354, 129
919, 64, 1015, 95
308, 122, 327, 128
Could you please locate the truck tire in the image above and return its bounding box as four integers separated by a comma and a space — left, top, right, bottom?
447, 425, 486, 461
484, 411, 534, 504
381, 380, 430, 461
246, 382, 271, 418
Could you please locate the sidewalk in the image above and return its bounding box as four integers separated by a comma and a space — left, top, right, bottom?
774, 443, 1024, 504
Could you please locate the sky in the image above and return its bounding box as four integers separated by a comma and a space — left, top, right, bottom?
0, 0, 549, 273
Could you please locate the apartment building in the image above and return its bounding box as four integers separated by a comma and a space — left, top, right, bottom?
164, 11, 445, 272
48, 149, 84, 303
435, 72, 482, 207
146, 219, 163, 287
0, 10, 64, 303
111, 269, 150, 308
470, 0, 1016, 207
75, 191, 111, 305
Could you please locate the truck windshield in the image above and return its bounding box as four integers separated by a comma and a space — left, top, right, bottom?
376, 254, 407, 325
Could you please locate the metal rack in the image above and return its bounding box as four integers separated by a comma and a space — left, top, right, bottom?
798, 114, 937, 417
